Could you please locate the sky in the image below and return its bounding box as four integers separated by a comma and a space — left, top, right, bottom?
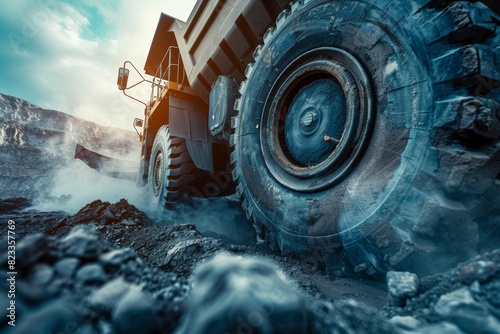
0, 0, 197, 130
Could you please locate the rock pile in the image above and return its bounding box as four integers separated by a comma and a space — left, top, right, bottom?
0, 225, 189, 333
384, 250, 500, 334
2, 198, 500, 334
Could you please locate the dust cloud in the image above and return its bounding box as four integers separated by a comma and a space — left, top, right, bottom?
149, 196, 263, 248
30, 131, 146, 214
33, 159, 147, 214
27, 131, 260, 247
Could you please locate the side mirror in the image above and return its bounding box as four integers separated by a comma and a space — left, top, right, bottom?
133, 118, 143, 141
117, 67, 129, 90
133, 118, 143, 127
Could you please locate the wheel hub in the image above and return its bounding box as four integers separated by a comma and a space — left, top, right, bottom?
299, 110, 318, 128
285, 78, 346, 166
153, 151, 164, 196
261, 47, 374, 192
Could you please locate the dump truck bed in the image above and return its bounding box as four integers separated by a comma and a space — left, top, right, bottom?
145, 0, 291, 102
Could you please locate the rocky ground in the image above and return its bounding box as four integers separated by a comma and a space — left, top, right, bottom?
1, 198, 500, 334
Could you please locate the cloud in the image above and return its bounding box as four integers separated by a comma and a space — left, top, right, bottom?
0, 0, 197, 130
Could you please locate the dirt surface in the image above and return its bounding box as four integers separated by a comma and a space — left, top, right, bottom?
1, 198, 500, 333
1, 198, 387, 305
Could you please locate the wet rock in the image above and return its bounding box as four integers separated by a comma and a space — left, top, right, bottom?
15, 301, 81, 333
97, 320, 115, 334
409, 322, 465, 334
16, 233, 51, 269
111, 286, 161, 334
29, 264, 54, 286
459, 261, 497, 284
382, 250, 500, 325
121, 258, 144, 276
157, 282, 189, 303
61, 226, 107, 259
54, 257, 80, 278
176, 253, 308, 334
310, 299, 397, 334
17, 278, 57, 304
7, 195, 500, 334
121, 219, 139, 226
389, 315, 422, 331
76, 263, 107, 285
162, 238, 223, 274
434, 287, 500, 333
387, 271, 419, 307
78, 324, 100, 334
87, 278, 132, 313
164, 240, 201, 268
482, 279, 500, 310
99, 248, 136, 269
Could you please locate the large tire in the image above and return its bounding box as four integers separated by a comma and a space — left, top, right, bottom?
232, 0, 500, 276
148, 126, 235, 211
147, 126, 199, 210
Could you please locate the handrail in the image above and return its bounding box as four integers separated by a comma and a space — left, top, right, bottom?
119, 47, 185, 113
149, 46, 185, 106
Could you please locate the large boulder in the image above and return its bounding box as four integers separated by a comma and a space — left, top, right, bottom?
111, 286, 162, 334
176, 253, 309, 334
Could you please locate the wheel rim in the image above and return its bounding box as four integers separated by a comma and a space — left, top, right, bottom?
261, 47, 374, 192
152, 150, 164, 197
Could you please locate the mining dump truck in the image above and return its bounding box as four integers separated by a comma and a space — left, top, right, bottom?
76, 0, 500, 276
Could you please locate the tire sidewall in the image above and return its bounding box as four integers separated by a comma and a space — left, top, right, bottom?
147, 127, 168, 211
236, 0, 434, 265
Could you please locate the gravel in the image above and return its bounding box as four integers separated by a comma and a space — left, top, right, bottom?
1, 198, 499, 333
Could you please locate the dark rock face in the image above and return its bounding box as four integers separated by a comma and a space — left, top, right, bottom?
0, 197, 31, 213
